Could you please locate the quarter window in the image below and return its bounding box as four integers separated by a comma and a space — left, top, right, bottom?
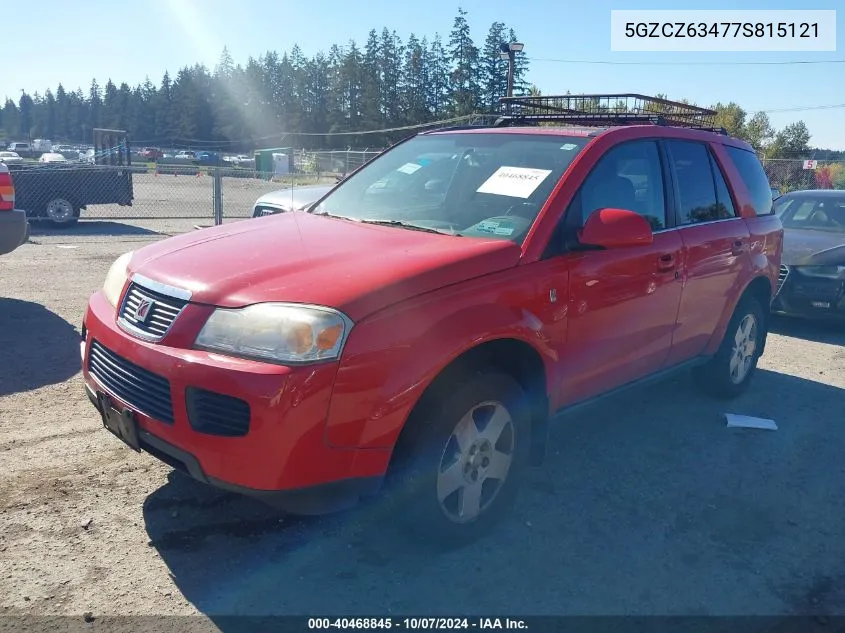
725, 145, 775, 216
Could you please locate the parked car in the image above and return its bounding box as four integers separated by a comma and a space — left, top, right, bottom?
174, 151, 196, 160
0, 163, 28, 255
7, 142, 30, 154
81, 98, 782, 543
251, 184, 335, 217
772, 189, 845, 319
0, 151, 24, 166
38, 152, 68, 163
771, 187, 781, 200
139, 147, 164, 161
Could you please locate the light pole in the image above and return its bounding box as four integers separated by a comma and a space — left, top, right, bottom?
499, 42, 524, 99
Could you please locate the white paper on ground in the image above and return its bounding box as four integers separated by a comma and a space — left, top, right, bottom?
725, 413, 778, 431
476, 166, 552, 199
55, 245, 79, 249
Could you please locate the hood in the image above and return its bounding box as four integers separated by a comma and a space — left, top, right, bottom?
782, 228, 845, 266
129, 212, 521, 320
256, 185, 335, 211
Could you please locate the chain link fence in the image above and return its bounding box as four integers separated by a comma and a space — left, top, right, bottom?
762, 159, 845, 194
8, 154, 844, 232
6, 154, 357, 228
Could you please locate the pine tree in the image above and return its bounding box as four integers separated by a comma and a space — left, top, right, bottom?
448, 8, 481, 116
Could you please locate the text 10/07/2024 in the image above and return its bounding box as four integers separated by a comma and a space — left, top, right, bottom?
307, 617, 529, 630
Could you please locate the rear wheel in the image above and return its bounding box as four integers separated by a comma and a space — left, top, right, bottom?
388, 371, 530, 546
44, 197, 79, 227
694, 295, 765, 399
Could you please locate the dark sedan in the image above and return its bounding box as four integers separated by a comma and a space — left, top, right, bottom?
772, 189, 845, 319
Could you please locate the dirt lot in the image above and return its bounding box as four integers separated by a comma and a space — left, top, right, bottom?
1, 220, 845, 625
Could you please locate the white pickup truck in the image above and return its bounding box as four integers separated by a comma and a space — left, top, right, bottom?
0, 163, 28, 255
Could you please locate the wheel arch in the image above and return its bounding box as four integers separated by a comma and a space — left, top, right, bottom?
739, 275, 773, 356
390, 337, 551, 475
706, 274, 773, 357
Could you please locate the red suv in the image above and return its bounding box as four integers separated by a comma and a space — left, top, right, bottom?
81, 95, 783, 543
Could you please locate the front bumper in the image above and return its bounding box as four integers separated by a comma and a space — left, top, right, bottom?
81, 290, 389, 514
0, 209, 28, 255
773, 267, 845, 320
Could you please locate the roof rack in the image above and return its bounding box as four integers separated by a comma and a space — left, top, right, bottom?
496, 94, 723, 132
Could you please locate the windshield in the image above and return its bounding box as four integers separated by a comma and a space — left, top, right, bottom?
312, 132, 589, 241
775, 194, 845, 232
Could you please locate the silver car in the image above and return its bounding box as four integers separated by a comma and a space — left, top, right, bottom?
251, 184, 335, 217
0, 151, 24, 166
773, 189, 845, 320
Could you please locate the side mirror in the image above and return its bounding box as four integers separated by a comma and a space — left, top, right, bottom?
579, 208, 653, 249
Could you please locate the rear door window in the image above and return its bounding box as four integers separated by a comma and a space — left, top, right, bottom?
665, 140, 731, 225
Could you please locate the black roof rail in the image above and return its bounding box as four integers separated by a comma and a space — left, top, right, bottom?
422, 124, 492, 134
497, 94, 720, 131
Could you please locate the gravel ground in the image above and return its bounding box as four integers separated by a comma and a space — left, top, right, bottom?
1, 219, 844, 626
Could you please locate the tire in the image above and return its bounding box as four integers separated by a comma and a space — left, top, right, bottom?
387, 370, 531, 547
44, 197, 79, 227
694, 295, 766, 399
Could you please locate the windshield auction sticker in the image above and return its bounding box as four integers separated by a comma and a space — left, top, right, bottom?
476, 166, 552, 199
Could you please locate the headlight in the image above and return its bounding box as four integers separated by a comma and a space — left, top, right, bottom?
194, 303, 354, 364
102, 251, 133, 307
796, 265, 845, 279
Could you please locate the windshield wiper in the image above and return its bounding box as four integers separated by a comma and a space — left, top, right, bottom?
359, 219, 461, 236
311, 210, 357, 221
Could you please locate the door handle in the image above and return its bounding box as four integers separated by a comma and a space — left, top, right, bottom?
731, 240, 746, 255
657, 253, 676, 272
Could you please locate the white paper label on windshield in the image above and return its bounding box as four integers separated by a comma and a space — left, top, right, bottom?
397, 162, 422, 174
476, 166, 552, 199
560, 143, 579, 150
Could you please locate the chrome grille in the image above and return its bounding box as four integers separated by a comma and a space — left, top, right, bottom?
118, 282, 188, 340
87, 340, 174, 424
776, 264, 790, 295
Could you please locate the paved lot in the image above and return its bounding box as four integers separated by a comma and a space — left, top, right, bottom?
1, 221, 844, 623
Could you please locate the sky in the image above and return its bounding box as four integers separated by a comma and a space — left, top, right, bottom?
5, 0, 844, 148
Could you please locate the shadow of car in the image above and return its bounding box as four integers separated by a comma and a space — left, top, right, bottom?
0, 298, 80, 397
142, 368, 845, 618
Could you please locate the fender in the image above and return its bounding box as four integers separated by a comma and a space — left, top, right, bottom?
324, 272, 558, 450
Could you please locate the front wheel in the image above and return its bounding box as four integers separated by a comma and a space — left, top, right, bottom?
694, 295, 766, 399
389, 371, 531, 546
